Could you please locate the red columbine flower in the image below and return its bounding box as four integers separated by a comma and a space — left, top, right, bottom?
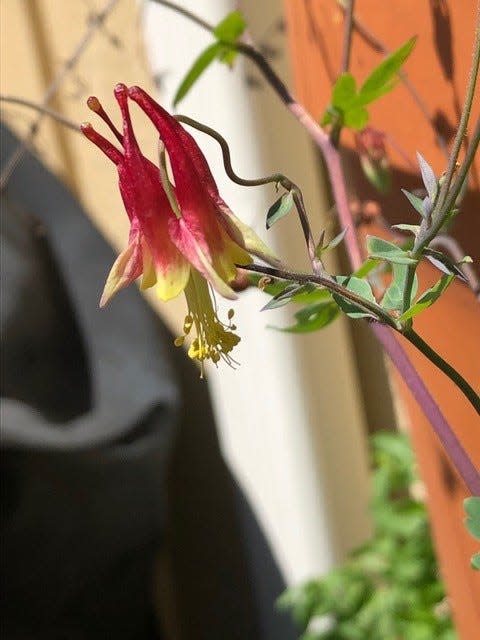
81, 84, 277, 372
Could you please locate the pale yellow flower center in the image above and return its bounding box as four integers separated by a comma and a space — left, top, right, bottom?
174, 270, 240, 376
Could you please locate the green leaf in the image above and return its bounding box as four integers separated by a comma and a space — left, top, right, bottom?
401, 189, 426, 216
381, 263, 418, 311
464, 497, 480, 540
399, 274, 454, 322
331, 72, 357, 109
217, 47, 238, 67
333, 276, 377, 319
392, 223, 420, 235
266, 191, 294, 229
353, 259, 382, 279
316, 228, 347, 256
367, 235, 418, 265
472, 553, 480, 570
358, 37, 416, 105
261, 284, 310, 311
344, 106, 369, 130
213, 10, 246, 42
416, 152, 437, 201
173, 42, 224, 106
275, 301, 340, 333
424, 248, 469, 282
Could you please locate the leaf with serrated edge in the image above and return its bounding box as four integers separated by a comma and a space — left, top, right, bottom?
266, 191, 294, 229
399, 274, 454, 322
416, 152, 437, 201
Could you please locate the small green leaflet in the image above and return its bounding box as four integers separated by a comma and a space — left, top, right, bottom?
213, 10, 246, 42
464, 497, 480, 539
464, 497, 480, 571
333, 275, 377, 319
381, 263, 418, 311
367, 235, 418, 265
358, 37, 416, 105
331, 73, 357, 110
261, 283, 311, 311
214, 9, 246, 66
174, 43, 224, 106
315, 228, 347, 257
353, 258, 382, 279
401, 189, 426, 217
424, 248, 470, 282
398, 274, 454, 322
416, 152, 437, 202
273, 301, 340, 333
266, 191, 294, 229
173, 10, 246, 106
321, 38, 416, 131
392, 223, 420, 236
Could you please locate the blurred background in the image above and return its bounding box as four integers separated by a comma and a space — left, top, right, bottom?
1, 1, 479, 638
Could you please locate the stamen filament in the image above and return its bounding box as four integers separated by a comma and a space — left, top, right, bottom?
176, 270, 240, 376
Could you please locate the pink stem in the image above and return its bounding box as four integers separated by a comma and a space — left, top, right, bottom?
288, 102, 480, 494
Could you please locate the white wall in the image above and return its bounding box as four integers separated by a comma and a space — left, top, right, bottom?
141, 0, 372, 584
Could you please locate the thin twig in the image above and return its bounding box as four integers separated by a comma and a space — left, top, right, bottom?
244, 261, 480, 416
242, 263, 400, 329
341, 0, 355, 73
434, 6, 480, 217
0, 95, 80, 132
0, 0, 119, 191
148, 0, 214, 32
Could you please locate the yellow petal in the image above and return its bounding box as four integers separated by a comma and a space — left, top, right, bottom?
155, 258, 191, 301
140, 240, 157, 290
212, 232, 252, 285
217, 201, 280, 266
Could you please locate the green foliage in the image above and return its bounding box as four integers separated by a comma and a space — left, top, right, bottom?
333, 276, 376, 319
315, 229, 347, 258
401, 188, 427, 217
381, 263, 418, 311
366, 236, 418, 265
398, 275, 454, 322
266, 191, 295, 229
278, 432, 456, 640
174, 43, 225, 106
321, 38, 416, 132
255, 277, 341, 333
276, 301, 340, 334
464, 497, 480, 570
173, 10, 245, 106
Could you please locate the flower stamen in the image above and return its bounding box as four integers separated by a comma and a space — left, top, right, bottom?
175, 271, 240, 376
